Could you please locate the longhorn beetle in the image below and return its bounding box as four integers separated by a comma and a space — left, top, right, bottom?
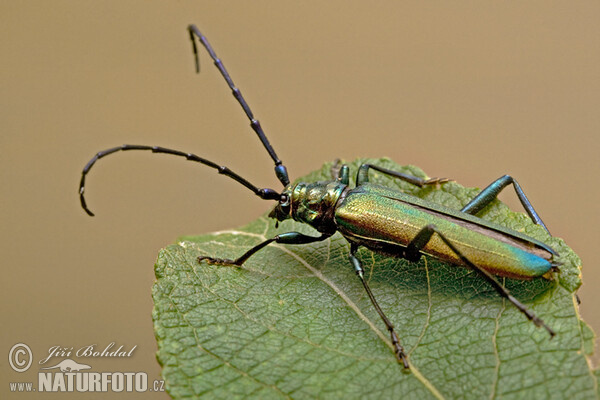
79, 25, 560, 368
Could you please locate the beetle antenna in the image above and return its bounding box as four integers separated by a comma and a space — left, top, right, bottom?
188, 25, 290, 187
79, 145, 281, 216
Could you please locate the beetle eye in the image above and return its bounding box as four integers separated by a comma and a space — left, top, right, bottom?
278, 194, 291, 216
280, 194, 290, 207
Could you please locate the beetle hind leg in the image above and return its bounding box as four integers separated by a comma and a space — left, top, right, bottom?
406, 224, 555, 337
461, 175, 549, 233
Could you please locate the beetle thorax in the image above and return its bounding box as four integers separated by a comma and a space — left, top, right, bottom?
287, 181, 346, 233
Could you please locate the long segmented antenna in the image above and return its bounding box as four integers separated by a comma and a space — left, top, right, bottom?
79, 145, 280, 216
79, 27, 296, 216
188, 25, 290, 187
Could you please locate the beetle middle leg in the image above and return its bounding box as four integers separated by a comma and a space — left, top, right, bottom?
348, 243, 410, 368
198, 232, 332, 266
356, 163, 450, 187
460, 175, 549, 233
405, 224, 556, 337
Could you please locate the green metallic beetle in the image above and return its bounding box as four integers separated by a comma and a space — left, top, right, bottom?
79, 25, 559, 368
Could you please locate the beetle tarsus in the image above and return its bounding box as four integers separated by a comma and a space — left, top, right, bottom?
533, 316, 556, 337
198, 256, 242, 267
423, 177, 452, 186
389, 329, 410, 369
538, 321, 556, 338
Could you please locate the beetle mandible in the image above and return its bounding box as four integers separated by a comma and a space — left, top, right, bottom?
79, 25, 559, 368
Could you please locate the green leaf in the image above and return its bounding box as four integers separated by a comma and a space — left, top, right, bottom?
152, 158, 597, 399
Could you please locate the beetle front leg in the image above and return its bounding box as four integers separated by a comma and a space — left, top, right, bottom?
461, 175, 549, 233
198, 232, 332, 266
405, 225, 555, 337
349, 244, 410, 368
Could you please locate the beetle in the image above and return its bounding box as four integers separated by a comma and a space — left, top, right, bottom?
79, 25, 559, 369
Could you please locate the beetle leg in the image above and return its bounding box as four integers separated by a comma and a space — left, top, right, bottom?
198, 232, 331, 266
356, 163, 450, 187
405, 224, 556, 337
349, 244, 410, 368
330, 160, 350, 185
461, 175, 549, 233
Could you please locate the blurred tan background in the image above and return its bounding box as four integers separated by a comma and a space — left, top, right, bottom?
2, 1, 598, 398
